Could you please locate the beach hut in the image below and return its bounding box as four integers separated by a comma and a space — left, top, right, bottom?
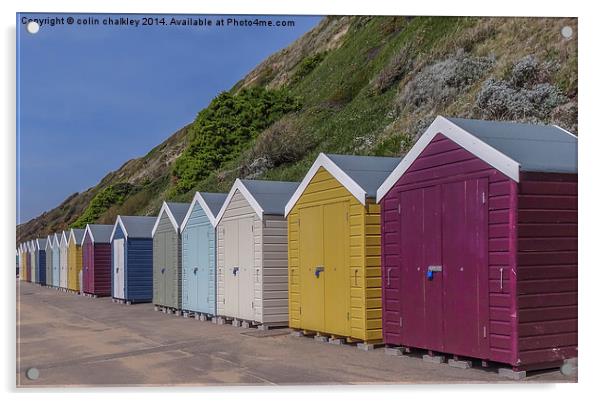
285, 153, 400, 346
52, 233, 61, 288
82, 224, 114, 297
151, 202, 189, 311
59, 231, 69, 289
18, 244, 24, 279
180, 192, 227, 317
67, 228, 85, 292
376, 116, 578, 373
215, 179, 298, 328
110, 215, 156, 303
45, 235, 53, 286
35, 238, 47, 285
29, 240, 37, 283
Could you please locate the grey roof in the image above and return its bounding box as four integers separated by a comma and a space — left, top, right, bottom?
447, 117, 577, 174
120, 216, 156, 238
165, 202, 190, 227
240, 179, 300, 215
71, 228, 86, 245
325, 154, 402, 198
199, 192, 228, 217
88, 224, 114, 243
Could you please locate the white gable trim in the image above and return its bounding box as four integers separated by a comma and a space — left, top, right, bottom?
181, 192, 221, 232
82, 224, 94, 244
284, 153, 368, 217
45, 236, 53, 250
68, 229, 76, 246
151, 202, 180, 237
110, 216, 129, 243
35, 238, 44, 250
214, 179, 264, 226
553, 124, 578, 139
60, 231, 68, 247
376, 116, 521, 202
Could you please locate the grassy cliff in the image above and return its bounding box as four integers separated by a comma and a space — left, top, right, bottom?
17, 16, 577, 243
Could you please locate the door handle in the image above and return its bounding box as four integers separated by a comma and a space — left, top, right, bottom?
233, 266, 239, 276
426, 265, 442, 280
161, 268, 165, 274
386, 268, 391, 287
193, 267, 198, 275
314, 266, 324, 278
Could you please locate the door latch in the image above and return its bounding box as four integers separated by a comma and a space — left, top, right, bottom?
193, 267, 198, 275
161, 268, 165, 274
233, 266, 239, 276
386, 268, 392, 287
314, 266, 324, 278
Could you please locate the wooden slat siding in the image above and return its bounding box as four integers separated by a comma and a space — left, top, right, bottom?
67, 242, 83, 291
516, 172, 578, 366
45, 247, 53, 286
153, 213, 182, 309
253, 217, 263, 322
181, 203, 216, 315
216, 190, 262, 320
381, 134, 515, 364
261, 215, 289, 324
60, 241, 68, 288
288, 167, 378, 341
288, 211, 301, 327
125, 238, 153, 303
37, 249, 46, 285
93, 243, 112, 296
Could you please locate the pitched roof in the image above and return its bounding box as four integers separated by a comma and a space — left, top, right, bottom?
52, 233, 61, 248
110, 215, 156, 242
36, 238, 47, 249
181, 192, 228, 230
215, 179, 299, 224
45, 235, 53, 250
285, 153, 401, 216
69, 228, 86, 245
151, 202, 190, 237
60, 231, 68, 247
83, 224, 114, 244
377, 116, 578, 202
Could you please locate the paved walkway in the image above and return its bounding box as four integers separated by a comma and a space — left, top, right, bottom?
16, 281, 574, 387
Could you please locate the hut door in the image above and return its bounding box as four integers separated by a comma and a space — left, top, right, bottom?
324, 202, 349, 336
238, 217, 255, 321
299, 205, 324, 332
197, 224, 211, 311
223, 220, 239, 317
399, 187, 443, 351
441, 178, 489, 358
113, 239, 125, 299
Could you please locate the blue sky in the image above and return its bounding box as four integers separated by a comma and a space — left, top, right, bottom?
17, 13, 321, 224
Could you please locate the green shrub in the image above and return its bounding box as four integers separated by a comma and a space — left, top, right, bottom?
290, 52, 327, 84
72, 183, 136, 228
170, 87, 301, 195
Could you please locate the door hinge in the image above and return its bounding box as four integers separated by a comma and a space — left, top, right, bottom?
347, 312, 350, 321
482, 192, 486, 204
400, 317, 403, 327
398, 204, 401, 214
299, 306, 301, 315
483, 325, 487, 338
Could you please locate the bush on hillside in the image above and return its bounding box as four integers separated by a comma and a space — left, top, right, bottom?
396, 50, 495, 112
476, 55, 567, 121
239, 116, 316, 178
371, 44, 415, 94
170, 87, 301, 195
71, 183, 136, 228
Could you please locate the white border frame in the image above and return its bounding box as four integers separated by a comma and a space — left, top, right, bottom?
284, 153, 368, 217
376, 116, 522, 202
214, 179, 264, 226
